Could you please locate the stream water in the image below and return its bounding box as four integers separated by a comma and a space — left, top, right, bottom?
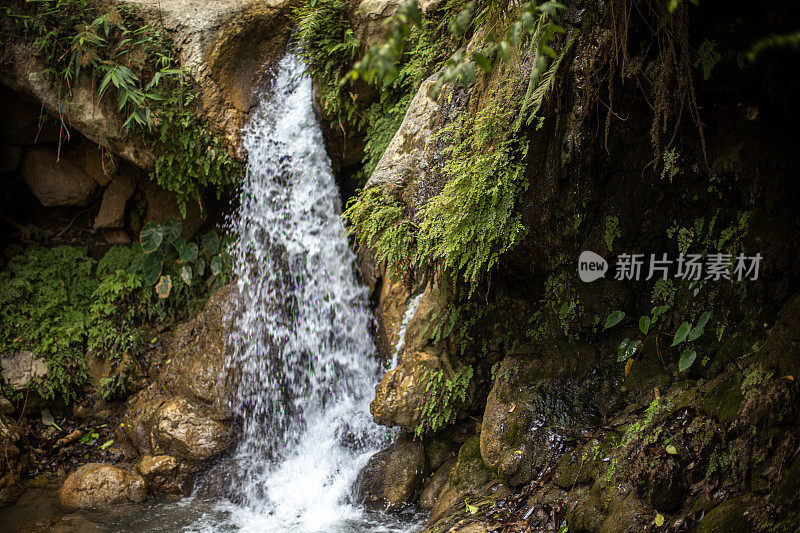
0, 53, 422, 533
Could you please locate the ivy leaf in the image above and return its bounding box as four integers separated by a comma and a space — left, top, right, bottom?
180, 265, 192, 285
671, 321, 691, 346
639, 316, 651, 335
688, 311, 711, 341
176, 241, 198, 264
202, 231, 220, 254
210, 255, 223, 275
472, 51, 492, 73
195, 257, 205, 277
665, 444, 678, 455
139, 222, 163, 253
161, 216, 182, 243
155, 275, 172, 298
143, 252, 163, 285
679, 348, 697, 372
617, 337, 637, 362
604, 310, 625, 330
652, 305, 669, 318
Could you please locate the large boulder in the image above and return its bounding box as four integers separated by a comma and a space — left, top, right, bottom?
357, 434, 425, 511
371, 348, 441, 429
58, 463, 147, 510
1, 0, 296, 169
149, 398, 231, 462
366, 73, 442, 206
20, 144, 99, 207
370, 282, 462, 431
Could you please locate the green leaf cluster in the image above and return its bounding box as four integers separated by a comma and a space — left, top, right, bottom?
415, 365, 473, 437
138, 217, 228, 298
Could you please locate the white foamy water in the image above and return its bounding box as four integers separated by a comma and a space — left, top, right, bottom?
197, 53, 418, 532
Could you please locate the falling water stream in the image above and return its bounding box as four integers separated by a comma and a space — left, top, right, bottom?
198, 52, 418, 533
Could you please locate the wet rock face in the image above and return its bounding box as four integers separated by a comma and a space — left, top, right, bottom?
370, 349, 440, 430
357, 434, 425, 511
0, 415, 29, 506
150, 398, 231, 462
135, 454, 189, 495
118, 284, 238, 494
58, 463, 147, 510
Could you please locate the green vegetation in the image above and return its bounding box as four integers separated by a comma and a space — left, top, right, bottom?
0, 236, 231, 403
138, 217, 229, 298
1, 0, 241, 212
415, 365, 473, 437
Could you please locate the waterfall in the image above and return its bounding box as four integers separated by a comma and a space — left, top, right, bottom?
204, 53, 412, 532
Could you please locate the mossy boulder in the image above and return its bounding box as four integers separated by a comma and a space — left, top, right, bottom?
357, 434, 425, 511
697, 497, 752, 533
429, 435, 500, 523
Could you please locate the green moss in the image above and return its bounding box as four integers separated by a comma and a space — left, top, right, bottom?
701, 374, 742, 424
697, 497, 752, 533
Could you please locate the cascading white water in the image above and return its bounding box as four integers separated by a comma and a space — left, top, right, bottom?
203, 53, 415, 532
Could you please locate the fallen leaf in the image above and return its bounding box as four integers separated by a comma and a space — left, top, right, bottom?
655, 512, 664, 527
666, 444, 678, 455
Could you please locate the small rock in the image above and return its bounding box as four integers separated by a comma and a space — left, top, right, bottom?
94, 171, 136, 229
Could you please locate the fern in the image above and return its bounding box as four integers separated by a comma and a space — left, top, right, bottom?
415, 365, 474, 437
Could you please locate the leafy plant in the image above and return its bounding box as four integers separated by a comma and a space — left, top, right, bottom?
415, 365, 473, 437
138, 217, 227, 298
605, 306, 710, 372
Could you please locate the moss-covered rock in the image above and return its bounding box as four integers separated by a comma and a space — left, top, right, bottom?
697, 496, 752, 533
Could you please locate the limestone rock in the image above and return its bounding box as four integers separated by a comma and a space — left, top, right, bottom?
429, 435, 499, 523
370, 349, 441, 429
420, 458, 455, 510
94, 171, 137, 229
357, 434, 425, 511
21, 145, 98, 206
366, 72, 441, 205
1, 350, 48, 390
350, 0, 401, 49
121, 0, 296, 150
58, 463, 147, 509
119, 284, 237, 488
157, 284, 237, 416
